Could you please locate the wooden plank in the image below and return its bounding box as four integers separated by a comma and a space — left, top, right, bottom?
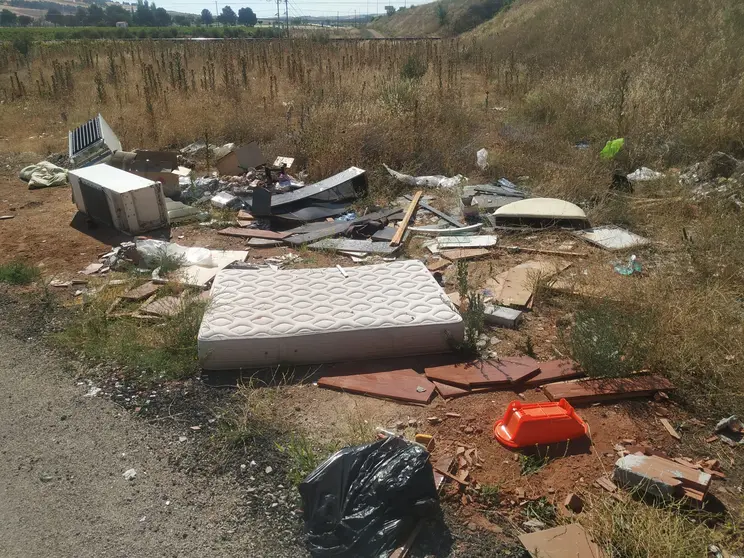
544, 375, 675, 405
406, 195, 466, 228
391, 190, 423, 246
237, 209, 254, 220
433, 381, 497, 400
140, 296, 182, 317
308, 238, 400, 255
660, 418, 682, 440
492, 260, 571, 308
439, 248, 490, 261
425, 358, 539, 389
218, 227, 290, 240
121, 281, 160, 301
519, 524, 606, 558
284, 207, 403, 246
426, 258, 451, 272
522, 360, 584, 388
497, 245, 589, 258
317, 368, 435, 404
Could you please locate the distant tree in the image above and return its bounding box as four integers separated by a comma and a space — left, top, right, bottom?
436, 1, 447, 25
46, 7, 63, 25
0, 8, 18, 25
73, 6, 87, 26
133, 0, 154, 25
384, 5, 396, 16
85, 3, 106, 25
153, 6, 171, 26
17, 14, 32, 25
237, 6, 256, 26
200, 8, 213, 24
173, 14, 189, 25
105, 4, 131, 25
218, 5, 236, 25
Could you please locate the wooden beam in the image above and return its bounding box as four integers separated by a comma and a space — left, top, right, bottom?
405, 194, 465, 227
391, 190, 423, 247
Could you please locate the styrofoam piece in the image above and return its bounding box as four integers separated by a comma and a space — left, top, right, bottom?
198, 260, 464, 369
211, 191, 239, 208
435, 235, 498, 249
409, 223, 483, 235
574, 225, 650, 251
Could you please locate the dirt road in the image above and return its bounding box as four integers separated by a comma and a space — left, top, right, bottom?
0, 332, 300, 558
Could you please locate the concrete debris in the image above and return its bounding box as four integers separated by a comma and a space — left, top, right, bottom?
383, 163, 467, 189
574, 225, 650, 251
483, 304, 522, 329
476, 148, 489, 170
613, 453, 712, 502
211, 191, 241, 209
563, 492, 584, 513
122, 468, 137, 481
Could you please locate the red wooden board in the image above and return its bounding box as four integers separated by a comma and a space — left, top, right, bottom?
432, 381, 498, 400
522, 359, 584, 388
425, 357, 540, 389
544, 375, 675, 405
318, 368, 436, 404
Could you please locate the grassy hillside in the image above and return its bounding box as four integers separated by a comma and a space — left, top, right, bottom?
369, 0, 497, 37
464, 0, 744, 165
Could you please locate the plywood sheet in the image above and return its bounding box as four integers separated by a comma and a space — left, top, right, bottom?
432, 381, 498, 400
495, 260, 571, 307
439, 248, 490, 261
544, 375, 675, 405
318, 368, 435, 404
121, 281, 160, 301
141, 296, 182, 317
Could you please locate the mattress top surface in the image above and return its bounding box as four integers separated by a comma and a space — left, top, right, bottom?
199, 260, 461, 341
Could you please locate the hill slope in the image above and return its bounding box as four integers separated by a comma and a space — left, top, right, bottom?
369, 0, 493, 37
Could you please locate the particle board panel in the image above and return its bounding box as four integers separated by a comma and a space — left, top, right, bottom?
218, 227, 290, 240
519, 524, 606, 558
438, 248, 490, 261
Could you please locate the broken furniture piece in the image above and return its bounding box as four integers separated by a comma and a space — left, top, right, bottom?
493, 399, 589, 448
68, 113, 122, 169
68, 164, 169, 234
614, 453, 712, 503
197, 260, 464, 370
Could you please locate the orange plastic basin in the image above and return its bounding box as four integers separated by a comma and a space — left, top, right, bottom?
493, 398, 589, 448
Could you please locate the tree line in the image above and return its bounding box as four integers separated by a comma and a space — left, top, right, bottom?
0, 0, 258, 28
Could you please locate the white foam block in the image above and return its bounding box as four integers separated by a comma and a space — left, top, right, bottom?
198, 260, 464, 369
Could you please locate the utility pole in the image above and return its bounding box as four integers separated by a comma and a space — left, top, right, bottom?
214, 0, 218, 19
336, 11, 339, 27
276, 0, 280, 29
284, 0, 289, 37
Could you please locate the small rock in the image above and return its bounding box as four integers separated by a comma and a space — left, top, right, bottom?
547, 487, 555, 494
39, 474, 54, 483
123, 468, 137, 481
240, 464, 247, 471
178, 436, 187, 443
467, 522, 478, 532
445, 412, 462, 418
271, 502, 279, 508
427, 417, 441, 425
165, 500, 171, 506
408, 418, 418, 427
564, 492, 584, 513
265, 466, 273, 475
463, 426, 474, 434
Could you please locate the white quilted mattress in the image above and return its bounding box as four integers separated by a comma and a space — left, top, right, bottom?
198, 260, 464, 370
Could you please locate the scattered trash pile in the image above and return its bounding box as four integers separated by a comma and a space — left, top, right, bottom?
680, 151, 744, 208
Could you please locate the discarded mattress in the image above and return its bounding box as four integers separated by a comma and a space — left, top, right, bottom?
493, 198, 588, 227
198, 260, 464, 369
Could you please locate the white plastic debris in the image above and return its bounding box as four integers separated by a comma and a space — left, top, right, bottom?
265, 466, 273, 474
476, 148, 489, 170
123, 468, 137, 481
135, 239, 214, 268
627, 167, 663, 181
84, 386, 102, 397
383, 164, 466, 189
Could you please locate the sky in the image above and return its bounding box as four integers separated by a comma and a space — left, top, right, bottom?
154, 0, 419, 19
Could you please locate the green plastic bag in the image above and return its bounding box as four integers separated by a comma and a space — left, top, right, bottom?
600, 138, 625, 160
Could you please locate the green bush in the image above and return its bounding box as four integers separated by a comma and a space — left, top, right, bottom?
0, 261, 40, 285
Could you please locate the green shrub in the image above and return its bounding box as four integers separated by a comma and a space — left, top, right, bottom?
0, 261, 40, 285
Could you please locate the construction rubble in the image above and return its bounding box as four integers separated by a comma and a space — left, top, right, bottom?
19, 115, 740, 558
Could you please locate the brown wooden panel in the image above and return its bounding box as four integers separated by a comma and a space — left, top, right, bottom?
318, 368, 435, 404
522, 359, 584, 388
544, 375, 675, 405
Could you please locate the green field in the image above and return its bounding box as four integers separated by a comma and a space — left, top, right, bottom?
0, 25, 282, 41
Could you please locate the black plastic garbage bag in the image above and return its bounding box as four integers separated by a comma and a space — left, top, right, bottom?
298, 436, 439, 558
